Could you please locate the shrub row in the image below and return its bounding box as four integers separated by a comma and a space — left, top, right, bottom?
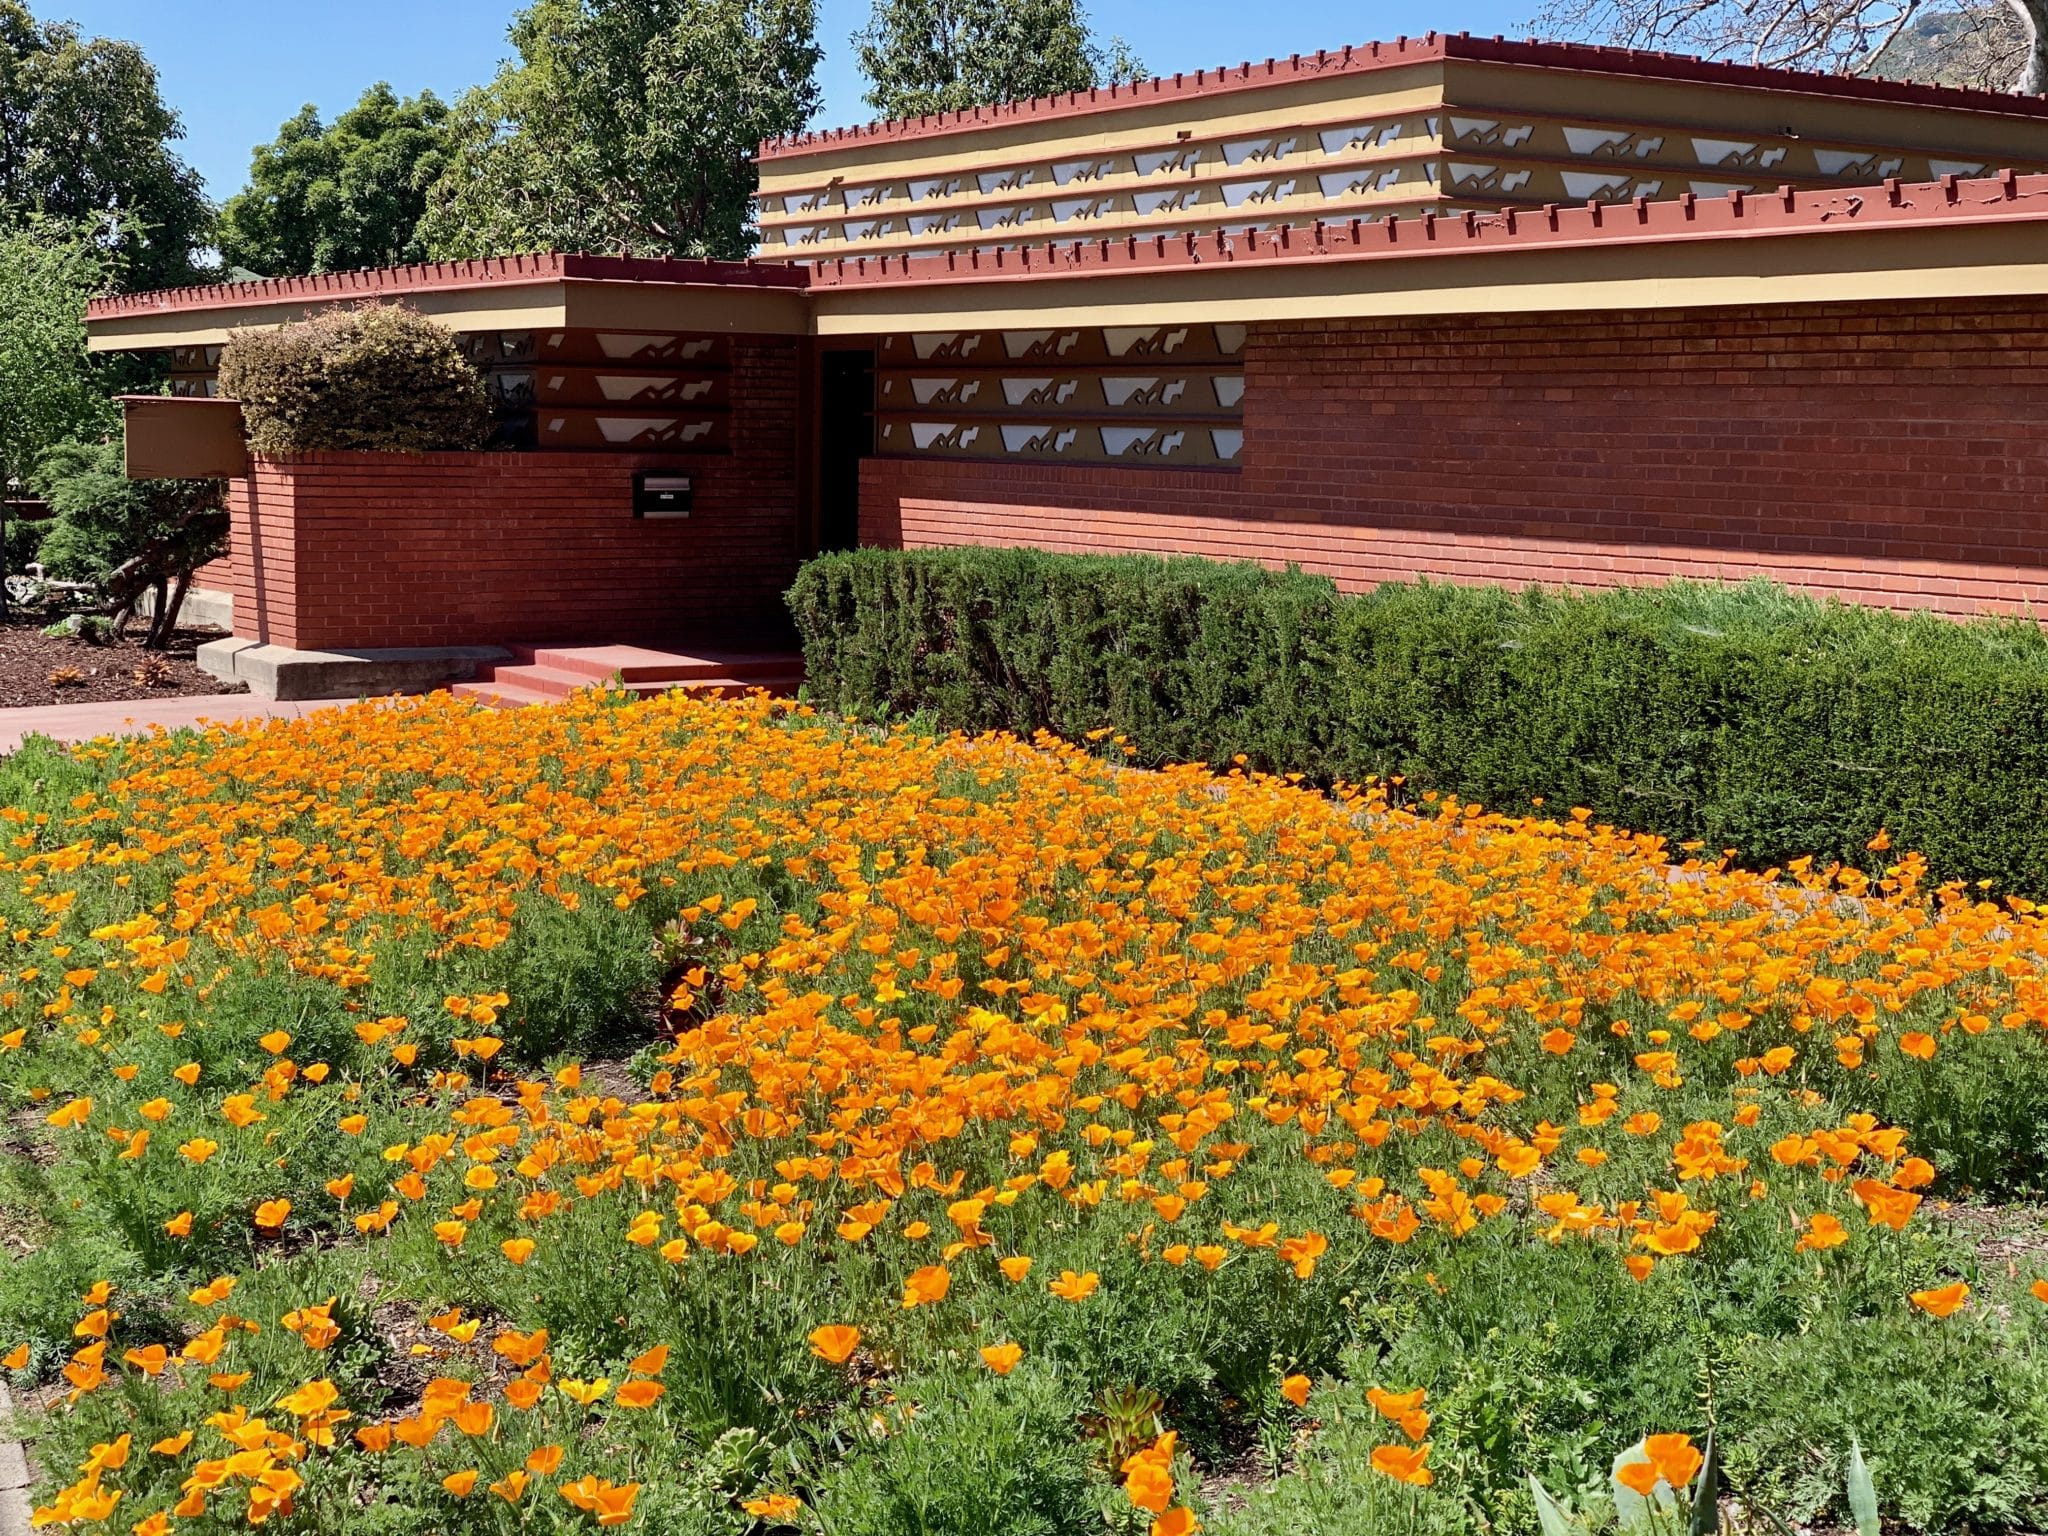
786, 547, 2048, 892
217, 303, 489, 454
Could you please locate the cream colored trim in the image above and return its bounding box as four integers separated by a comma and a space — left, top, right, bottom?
84, 276, 813, 351
86, 282, 571, 352
806, 223, 2048, 332
757, 73, 1447, 192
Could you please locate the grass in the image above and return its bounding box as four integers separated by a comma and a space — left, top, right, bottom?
0, 690, 2044, 1536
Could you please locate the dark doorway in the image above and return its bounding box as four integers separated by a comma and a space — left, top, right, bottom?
817, 348, 875, 552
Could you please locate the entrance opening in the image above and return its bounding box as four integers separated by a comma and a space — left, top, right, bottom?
818, 348, 875, 552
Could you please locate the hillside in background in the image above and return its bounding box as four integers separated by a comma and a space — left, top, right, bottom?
1870, 4, 2028, 89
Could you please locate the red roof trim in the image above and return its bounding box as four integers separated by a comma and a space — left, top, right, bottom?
760, 32, 2048, 161
86, 252, 807, 321
801, 170, 2048, 290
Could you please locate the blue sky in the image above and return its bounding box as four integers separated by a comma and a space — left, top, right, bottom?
48, 0, 1535, 201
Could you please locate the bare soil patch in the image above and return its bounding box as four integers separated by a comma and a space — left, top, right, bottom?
0, 617, 242, 708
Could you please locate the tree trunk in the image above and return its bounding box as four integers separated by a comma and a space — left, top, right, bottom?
147, 568, 194, 650
2008, 0, 2048, 92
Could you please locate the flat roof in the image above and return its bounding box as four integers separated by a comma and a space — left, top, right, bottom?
84, 252, 807, 323
81, 176, 2048, 346
761, 31, 2048, 163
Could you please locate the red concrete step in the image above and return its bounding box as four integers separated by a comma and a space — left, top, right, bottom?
450, 677, 558, 708
452, 643, 804, 709
464, 663, 597, 700
520, 644, 801, 685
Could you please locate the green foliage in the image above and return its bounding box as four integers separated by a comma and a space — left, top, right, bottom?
418, 0, 821, 262
0, 1, 213, 291
217, 303, 489, 455
216, 84, 451, 277
854, 0, 1144, 120
788, 547, 2048, 897
28, 439, 214, 585
0, 212, 118, 492
29, 437, 224, 608
27, 437, 225, 644
812, 1366, 1100, 1536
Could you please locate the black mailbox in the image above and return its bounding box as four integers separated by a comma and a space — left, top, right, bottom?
633, 472, 692, 518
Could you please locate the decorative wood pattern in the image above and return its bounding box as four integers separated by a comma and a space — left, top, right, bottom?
874, 324, 1246, 468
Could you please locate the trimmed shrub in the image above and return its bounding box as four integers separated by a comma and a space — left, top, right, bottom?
787, 548, 2048, 893
217, 303, 489, 454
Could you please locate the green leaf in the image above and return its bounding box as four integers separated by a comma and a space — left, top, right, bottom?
1687, 1431, 1720, 1536
1529, 1473, 1585, 1536
1847, 1438, 1880, 1536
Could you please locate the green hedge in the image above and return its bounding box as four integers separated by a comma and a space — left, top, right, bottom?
217, 303, 489, 455
786, 547, 2048, 892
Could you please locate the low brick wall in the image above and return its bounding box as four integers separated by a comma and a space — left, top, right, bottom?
861, 298, 2048, 617
217, 343, 803, 651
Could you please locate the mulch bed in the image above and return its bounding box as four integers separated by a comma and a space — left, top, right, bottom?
0, 616, 245, 708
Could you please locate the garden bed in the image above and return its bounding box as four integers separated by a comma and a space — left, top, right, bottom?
0, 693, 2044, 1536
0, 616, 241, 707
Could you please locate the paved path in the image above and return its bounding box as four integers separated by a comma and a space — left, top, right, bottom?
0, 694, 356, 756
0, 1379, 30, 1536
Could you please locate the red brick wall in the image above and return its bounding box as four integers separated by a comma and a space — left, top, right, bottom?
222, 338, 801, 650
860, 299, 2048, 617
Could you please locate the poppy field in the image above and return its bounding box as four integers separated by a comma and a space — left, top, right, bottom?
2, 690, 2046, 1536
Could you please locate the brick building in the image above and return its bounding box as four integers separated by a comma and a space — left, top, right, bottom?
84, 34, 2048, 695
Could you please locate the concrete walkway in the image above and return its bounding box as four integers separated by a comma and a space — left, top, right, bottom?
0, 1378, 30, 1536
0, 694, 357, 756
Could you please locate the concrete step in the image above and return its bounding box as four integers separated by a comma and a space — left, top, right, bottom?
452, 669, 804, 709
520, 644, 802, 684
451, 678, 558, 708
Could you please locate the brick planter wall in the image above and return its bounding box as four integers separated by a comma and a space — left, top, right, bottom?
860, 298, 2048, 617
219, 340, 801, 651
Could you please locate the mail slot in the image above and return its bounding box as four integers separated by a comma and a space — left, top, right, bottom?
633, 472, 692, 518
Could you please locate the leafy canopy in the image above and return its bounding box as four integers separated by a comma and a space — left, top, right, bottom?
216, 84, 452, 277
0, 0, 212, 290
854, 0, 1143, 120
419, 0, 822, 262
0, 213, 117, 494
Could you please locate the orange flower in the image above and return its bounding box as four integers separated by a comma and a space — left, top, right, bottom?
998, 1256, 1034, 1283
1280, 1374, 1311, 1408
1909, 1281, 1970, 1318
615, 1380, 666, 1409
901, 1265, 951, 1309
1370, 1443, 1434, 1486
1366, 1386, 1425, 1420
808, 1325, 861, 1364
1796, 1213, 1848, 1252
1897, 1032, 1937, 1060
442, 1470, 479, 1498
980, 1342, 1023, 1375
1048, 1269, 1100, 1302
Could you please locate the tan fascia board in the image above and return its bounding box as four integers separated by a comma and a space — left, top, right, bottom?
805, 220, 2048, 333
559, 277, 810, 335
85, 281, 570, 353
757, 68, 1447, 195
84, 275, 813, 352
1442, 58, 2048, 161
